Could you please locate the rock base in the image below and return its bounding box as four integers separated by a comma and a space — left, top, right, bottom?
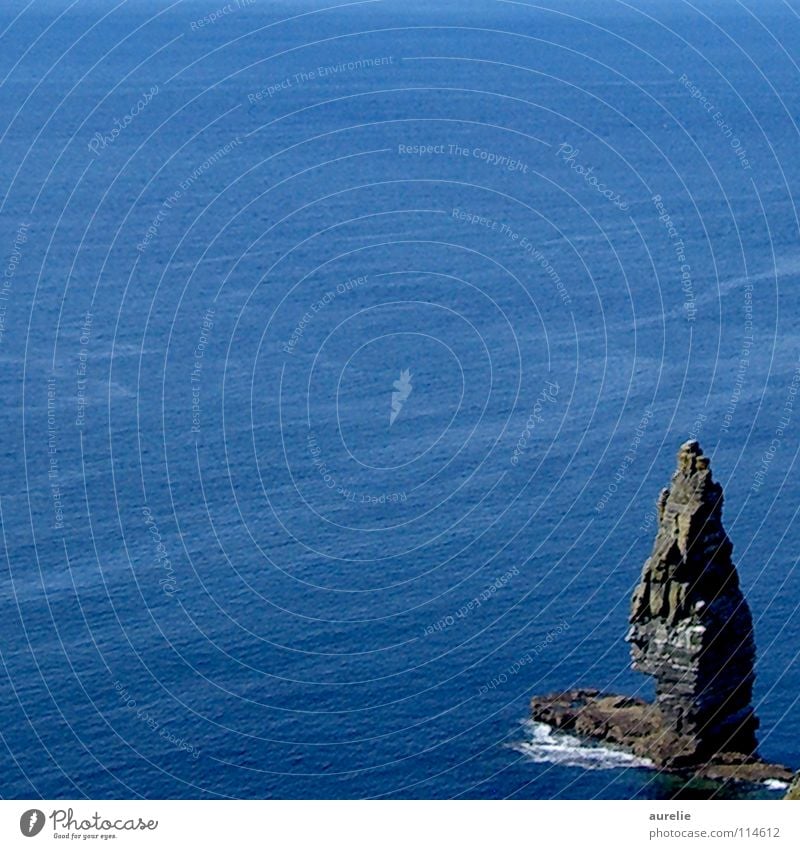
531, 690, 793, 785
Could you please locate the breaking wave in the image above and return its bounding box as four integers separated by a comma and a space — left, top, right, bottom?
513, 721, 654, 771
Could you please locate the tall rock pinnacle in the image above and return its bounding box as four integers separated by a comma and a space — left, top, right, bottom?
531, 439, 792, 783
628, 440, 758, 761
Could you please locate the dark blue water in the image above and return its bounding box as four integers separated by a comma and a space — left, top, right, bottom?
1, 0, 800, 799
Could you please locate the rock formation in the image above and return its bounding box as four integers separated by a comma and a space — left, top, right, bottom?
628, 439, 758, 763
530, 440, 793, 786
531, 689, 792, 783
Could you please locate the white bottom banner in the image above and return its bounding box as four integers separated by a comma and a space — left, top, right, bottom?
0, 800, 797, 848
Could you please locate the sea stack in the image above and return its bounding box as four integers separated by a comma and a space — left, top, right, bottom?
628, 440, 758, 763
529, 440, 793, 784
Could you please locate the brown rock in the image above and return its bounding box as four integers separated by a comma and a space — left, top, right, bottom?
529, 441, 794, 788
627, 441, 758, 760
530, 690, 791, 783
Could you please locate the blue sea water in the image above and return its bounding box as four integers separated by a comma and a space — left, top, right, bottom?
1, 0, 800, 799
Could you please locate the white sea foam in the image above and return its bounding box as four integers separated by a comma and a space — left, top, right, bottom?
762, 779, 789, 791
513, 721, 653, 771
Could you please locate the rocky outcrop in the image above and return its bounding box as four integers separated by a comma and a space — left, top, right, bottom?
530, 441, 793, 786
628, 439, 758, 762
531, 689, 792, 784
786, 773, 800, 799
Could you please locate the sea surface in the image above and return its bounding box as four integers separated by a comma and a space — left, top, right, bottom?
1, 0, 800, 799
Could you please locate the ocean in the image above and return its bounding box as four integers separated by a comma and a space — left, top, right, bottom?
0, 0, 799, 799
